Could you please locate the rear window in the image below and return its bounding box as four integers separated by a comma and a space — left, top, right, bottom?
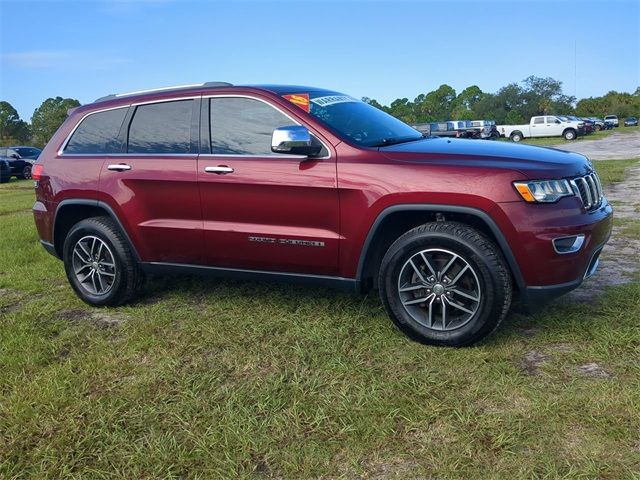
127, 100, 193, 154
64, 108, 128, 154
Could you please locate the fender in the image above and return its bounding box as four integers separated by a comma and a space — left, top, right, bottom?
52, 198, 141, 261
355, 204, 527, 294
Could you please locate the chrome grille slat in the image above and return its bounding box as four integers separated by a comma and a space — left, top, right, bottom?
572, 171, 603, 211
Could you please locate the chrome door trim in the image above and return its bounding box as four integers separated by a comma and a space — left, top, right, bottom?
203, 93, 332, 160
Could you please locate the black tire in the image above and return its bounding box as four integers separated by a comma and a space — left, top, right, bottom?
563, 129, 576, 140
378, 222, 512, 347
510, 132, 523, 142
21, 165, 32, 180
63, 216, 144, 306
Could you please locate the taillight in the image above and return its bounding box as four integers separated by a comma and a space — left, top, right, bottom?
32, 164, 44, 181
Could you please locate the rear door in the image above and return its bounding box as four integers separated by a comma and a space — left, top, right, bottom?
99, 98, 203, 264
530, 116, 546, 137
197, 95, 340, 275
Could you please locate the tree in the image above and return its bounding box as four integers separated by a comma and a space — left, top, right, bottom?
0, 101, 31, 144
31, 96, 80, 147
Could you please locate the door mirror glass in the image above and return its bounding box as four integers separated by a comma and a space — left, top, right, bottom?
271, 125, 321, 157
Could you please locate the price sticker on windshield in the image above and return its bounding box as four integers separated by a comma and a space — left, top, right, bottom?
283, 93, 310, 113
310, 95, 358, 107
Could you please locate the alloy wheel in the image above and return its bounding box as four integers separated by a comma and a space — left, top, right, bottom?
72, 235, 117, 295
397, 248, 481, 331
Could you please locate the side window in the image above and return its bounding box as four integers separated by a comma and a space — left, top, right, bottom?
128, 100, 193, 154
210, 98, 295, 155
546, 116, 558, 124
533, 117, 544, 124
64, 107, 127, 154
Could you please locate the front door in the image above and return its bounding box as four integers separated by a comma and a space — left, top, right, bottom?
197, 96, 340, 275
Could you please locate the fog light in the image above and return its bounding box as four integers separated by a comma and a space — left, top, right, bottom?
552, 234, 585, 254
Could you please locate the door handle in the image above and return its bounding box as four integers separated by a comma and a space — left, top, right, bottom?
107, 164, 132, 171
205, 166, 234, 174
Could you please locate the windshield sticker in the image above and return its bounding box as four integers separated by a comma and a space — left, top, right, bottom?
283, 93, 310, 113
310, 95, 359, 107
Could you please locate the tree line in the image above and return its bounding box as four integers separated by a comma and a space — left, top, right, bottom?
1, 76, 639, 148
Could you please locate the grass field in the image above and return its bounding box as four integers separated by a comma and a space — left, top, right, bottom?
499, 125, 639, 146
1, 159, 639, 478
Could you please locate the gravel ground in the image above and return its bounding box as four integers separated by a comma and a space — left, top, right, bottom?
550, 130, 640, 160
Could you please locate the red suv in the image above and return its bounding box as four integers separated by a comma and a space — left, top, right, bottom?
32, 82, 613, 346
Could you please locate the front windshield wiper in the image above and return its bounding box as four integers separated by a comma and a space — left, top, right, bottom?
369, 135, 425, 148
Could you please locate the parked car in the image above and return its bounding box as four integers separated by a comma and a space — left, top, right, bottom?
0, 147, 36, 179
498, 115, 584, 142
604, 115, 619, 127
0, 159, 11, 183
576, 117, 595, 134
422, 122, 468, 138
584, 117, 604, 131
469, 120, 494, 139
624, 116, 638, 127
556, 116, 586, 137
10, 146, 42, 160
32, 82, 612, 347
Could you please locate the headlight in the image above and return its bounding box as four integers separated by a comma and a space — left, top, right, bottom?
513, 179, 574, 203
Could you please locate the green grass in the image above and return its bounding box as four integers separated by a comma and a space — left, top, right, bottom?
593, 158, 640, 185
1, 169, 639, 479
499, 125, 639, 146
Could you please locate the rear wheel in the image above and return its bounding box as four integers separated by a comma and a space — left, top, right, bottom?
379, 222, 512, 347
63, 216, 144, 306
20, 165, 32, 180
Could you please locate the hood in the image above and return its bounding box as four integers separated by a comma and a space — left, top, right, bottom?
379, 137, 593, 179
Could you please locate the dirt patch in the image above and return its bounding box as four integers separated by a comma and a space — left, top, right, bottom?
521, 350, 552, 376
577, 362, 611, 378
56, 308, 126, 328
0, 288, 23, 315
365, 457, 421, 480
515, 326, 541, 337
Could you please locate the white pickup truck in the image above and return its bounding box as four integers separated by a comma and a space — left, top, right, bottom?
498, 115, 584, 142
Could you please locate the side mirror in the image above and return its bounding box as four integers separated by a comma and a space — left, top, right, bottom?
10, 153, 20, 159
271, 126, 321, 157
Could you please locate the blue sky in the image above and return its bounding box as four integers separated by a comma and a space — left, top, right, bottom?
1, 0, 639, 120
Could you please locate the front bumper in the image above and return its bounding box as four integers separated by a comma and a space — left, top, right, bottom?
495, 196, 613, 307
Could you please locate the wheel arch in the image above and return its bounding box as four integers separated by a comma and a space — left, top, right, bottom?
355, 204, 526, 294
53, 199, 140, 261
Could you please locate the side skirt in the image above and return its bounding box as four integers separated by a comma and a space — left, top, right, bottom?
140, 262, 360, 292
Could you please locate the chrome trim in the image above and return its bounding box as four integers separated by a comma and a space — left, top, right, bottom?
58, 94, 332, 161
571, 171, 603, 211
107, 164, 132, 171
204, 166, 234, 174
57, 105, 130, 156
552, 234, 585, 254
199, 153, 307, 159
203, 94, 332, 160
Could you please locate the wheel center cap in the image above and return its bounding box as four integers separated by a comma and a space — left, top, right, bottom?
92, 261, 99, 269
433, 284, 445, 295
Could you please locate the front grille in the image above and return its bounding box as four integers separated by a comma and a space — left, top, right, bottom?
571, 171, 603, 211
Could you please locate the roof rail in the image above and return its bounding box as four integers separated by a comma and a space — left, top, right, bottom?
94, 81, 233, 103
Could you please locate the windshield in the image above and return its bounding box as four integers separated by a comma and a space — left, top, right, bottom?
290, 91, 423, 147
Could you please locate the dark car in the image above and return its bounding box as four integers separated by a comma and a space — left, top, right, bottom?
0, 147, 41, 179
32, 82, 612, 347
624, 117, 638, 127
0, 159, 11, 183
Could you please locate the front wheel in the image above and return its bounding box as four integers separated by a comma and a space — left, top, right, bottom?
563, 129, 576, 140
63, 216, 144, 306
510, 132, 523, 142
379, 222, 512, 347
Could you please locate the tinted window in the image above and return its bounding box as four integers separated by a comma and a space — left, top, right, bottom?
128, 100, 193, 154
534, 117, 544, 124
210, 98, 294, 155
546, 117, 558, 124
65, 108, 127, 154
